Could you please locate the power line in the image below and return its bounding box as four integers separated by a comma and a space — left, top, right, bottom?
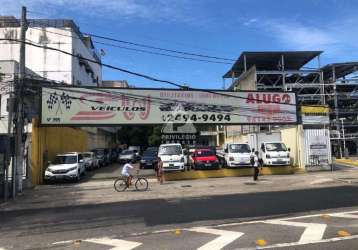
84, 32, 236, 62
28, 27, 232, 65
29, 84, 297, 120
27, 26, 236, 62
1, 38, 302, 107
94, 40, 232, 65
25, 76, 297, 116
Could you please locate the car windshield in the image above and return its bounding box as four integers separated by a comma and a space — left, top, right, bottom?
229, 144, 251, 153
266, 143, 287, 152
122, 150, 133, 155
159, 145, 182, 155
196, 150, 215, 157
53, 155, 77, 164
93, 149, 104, 155
83, 153, 91, 158
143, 150, 156, 156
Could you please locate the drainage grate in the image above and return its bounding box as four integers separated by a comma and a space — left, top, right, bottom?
181, 185, 192, 188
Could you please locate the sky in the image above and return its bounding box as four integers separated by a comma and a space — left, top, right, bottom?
2, 0, 358, 89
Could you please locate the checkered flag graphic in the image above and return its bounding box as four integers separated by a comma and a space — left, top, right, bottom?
46, 91, 72, 114
60, 92, 72, 110
46, 92, 59, 110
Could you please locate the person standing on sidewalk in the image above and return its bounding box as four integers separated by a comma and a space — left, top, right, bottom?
155, 157, 164, 184
250, 151, 260, 181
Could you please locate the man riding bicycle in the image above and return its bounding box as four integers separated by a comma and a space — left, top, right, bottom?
121, 159, 138, 187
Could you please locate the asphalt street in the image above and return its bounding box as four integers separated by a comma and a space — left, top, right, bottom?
1, 164, 358, 249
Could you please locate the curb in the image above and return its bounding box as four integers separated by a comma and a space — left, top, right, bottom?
335, 159, 358, 167
164, 166, 299, 181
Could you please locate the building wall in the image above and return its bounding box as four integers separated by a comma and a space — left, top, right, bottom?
280, 126, 304, 168
0, 26, 101, 85
0, 61, 16, 134
31, 119, 88, 185
72, 35, 102, 86
234, 65, 257, 91
0, 27, 73, 83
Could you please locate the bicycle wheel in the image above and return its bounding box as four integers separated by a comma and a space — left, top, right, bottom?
135, 178, 148, 191
114, 178, 127, 192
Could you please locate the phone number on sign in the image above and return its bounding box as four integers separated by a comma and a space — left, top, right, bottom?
162, 113, 231, 122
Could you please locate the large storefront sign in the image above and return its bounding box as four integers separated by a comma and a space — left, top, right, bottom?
41, 87, 297, 125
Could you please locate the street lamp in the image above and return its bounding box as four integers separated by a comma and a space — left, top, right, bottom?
339, 118, 346, 157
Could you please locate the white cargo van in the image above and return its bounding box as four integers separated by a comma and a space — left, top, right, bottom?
158, 143, 185, 172
220, 143, 252, 167
260, 142, 290, 166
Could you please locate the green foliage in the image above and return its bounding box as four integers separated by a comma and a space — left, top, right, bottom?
117, 125, 162, 147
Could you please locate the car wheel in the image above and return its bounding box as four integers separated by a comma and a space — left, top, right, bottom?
75, 171, 81, 182
223, 160, 228, 168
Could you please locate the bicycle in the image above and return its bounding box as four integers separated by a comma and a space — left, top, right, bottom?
114, 174, 149, 192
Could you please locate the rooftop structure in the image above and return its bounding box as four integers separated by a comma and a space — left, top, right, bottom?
223, 51, 358, 156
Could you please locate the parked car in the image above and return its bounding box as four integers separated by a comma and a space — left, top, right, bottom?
118, 150, 137, 163
104, 148, 111, 165
217, 143, 252, 168
91, 148, 106, 167
82, 152, 99, 170
145, 146, 158, 152
158, 143, 185, 172
260, 141, 290, 166
127, 146, 142, 160
44, 152, 85, 182
110, 148, 119, 163
191, 148, 219, 170
140, 149, 158, 169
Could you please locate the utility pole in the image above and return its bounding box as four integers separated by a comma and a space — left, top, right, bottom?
14, 6, 28, 195
332, 66, 342, 158
340, 118, 346, 158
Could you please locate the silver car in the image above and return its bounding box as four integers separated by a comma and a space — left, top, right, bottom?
82, 152, 99, 170
118, 150, 136, 163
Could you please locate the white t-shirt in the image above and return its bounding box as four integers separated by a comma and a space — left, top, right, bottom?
251, 154, 259, 167
121, 163, 134, 176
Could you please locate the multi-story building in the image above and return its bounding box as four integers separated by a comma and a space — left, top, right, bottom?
0, 16, 101, 85
222, 51, 358, 166
0, 16, 113, 188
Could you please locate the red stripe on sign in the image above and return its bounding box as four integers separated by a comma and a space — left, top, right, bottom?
71, 114, 116, 120
76, 111, 112, 115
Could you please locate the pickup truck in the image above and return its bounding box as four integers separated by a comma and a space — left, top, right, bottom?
217, 143, 252, 168
259, 141, 291, 166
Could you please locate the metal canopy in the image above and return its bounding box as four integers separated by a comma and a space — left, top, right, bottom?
223, 51, 322, 78
320, 62, 358, 80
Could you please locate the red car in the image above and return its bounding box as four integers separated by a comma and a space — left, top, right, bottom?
191, 149, 220, 170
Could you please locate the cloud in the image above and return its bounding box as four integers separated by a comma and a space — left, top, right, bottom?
264, 20, 337, 50
245, 17, 358, 60
0, 0, 196, 23
243, 18, 257, 26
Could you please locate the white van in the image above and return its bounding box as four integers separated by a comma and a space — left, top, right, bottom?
221, 143, 252, 167
260, 142, 290, 166
158, 143, 185, 172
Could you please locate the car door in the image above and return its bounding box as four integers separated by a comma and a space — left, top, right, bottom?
78, 154, 85, 173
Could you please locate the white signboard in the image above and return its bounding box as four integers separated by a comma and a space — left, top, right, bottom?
40, 87, 297, 125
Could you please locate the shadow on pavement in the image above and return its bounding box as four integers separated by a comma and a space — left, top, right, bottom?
1, 185, 358, 234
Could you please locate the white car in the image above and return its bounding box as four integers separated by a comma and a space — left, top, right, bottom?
158, 143, 185, 172
82, 152, 99, 170
44, 152, 86, 182
222, 143, 252, 167
260, 142, 291, 166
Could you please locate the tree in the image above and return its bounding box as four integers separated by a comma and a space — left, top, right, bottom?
148, 125, 162, 146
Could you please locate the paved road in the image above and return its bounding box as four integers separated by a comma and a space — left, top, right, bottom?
1, 184, 358, 249
1, 164, 358, 249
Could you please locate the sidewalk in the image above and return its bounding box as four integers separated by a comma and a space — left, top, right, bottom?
336, 158, 358, 167
2, 166, 358, 212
